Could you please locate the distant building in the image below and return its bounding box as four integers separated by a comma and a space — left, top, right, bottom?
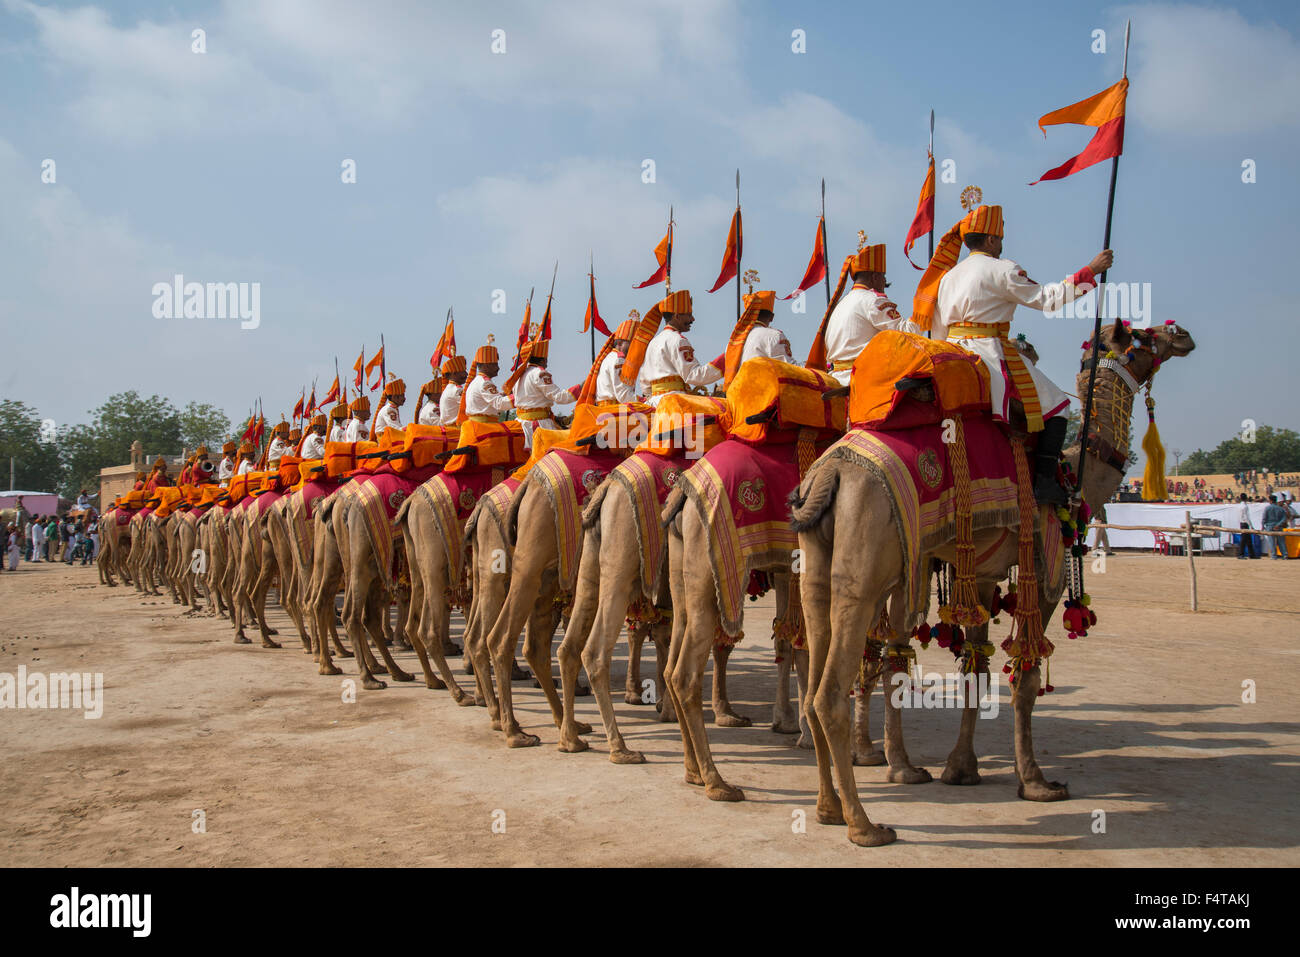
99, 441, 187, 507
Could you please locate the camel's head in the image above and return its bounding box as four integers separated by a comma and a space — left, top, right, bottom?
1088, 321, 1195, 386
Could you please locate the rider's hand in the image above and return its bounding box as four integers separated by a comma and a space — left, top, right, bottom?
1088, 249, 1114, 275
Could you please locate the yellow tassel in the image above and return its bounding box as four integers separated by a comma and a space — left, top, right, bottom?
1141, 396, 1167, 501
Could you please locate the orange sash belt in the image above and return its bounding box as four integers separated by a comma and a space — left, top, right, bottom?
831, 359, 855, 371
467, 414, 497, 424
516, 407, 552, 421
649, 375, 686, 395
948, 322, 1044, 432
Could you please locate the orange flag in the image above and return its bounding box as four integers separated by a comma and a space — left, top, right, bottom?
365, 346, 384, 391
582, 271, 611, 335
903, 154, 936, 268
780, 216, 826, 299
512, 299, 533, 370
353, 350, 365, 389
1031, 78, 1128, 184
322, 375, 340, 405
707, 208, 743, 293
430, 318, 456, 371
634, 222, 672, 288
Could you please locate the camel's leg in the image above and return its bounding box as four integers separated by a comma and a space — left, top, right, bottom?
798, 527, 845, 827
309, 517, 346, 676
485, 532, 556, 748
772, 639, 799, 734
556, 531, 601, 754
521, 572, 565, 727
572, 530, 638, 762
1013, 593, 1069, 802
881, 589, 931, 785
852, 672, 886, 765
251, 537, 282, 648
940, 580, 996, 786
663, 532, 702, 786
710, 641, 750, 728
650, 620, 675, 723
624, 622, 647, 705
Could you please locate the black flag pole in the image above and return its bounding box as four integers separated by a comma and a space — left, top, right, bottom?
821, 177, 831, 309
734, 169, 742, 324
927, 109, 936, 338
589, 250, 596, 364
1074, 18, 1130, 501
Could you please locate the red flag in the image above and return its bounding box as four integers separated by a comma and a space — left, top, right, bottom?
903, 155, 936, 269
254, 415, 265, 446
707, 208, 743, 293
430, 318, 456, 371
1031, 78, 1128, 185
634, 222, 672, 289
537, 297, 552, 342
306, 386, 316, 417
511, 299, 533, 370
780, 216, 827, 299
582, 272, 611, 335
322, 376, 340, 405
365, 346, 384, 391
241, 413, 255, 442
292, 393, 304, 421
353, 349, 365, 389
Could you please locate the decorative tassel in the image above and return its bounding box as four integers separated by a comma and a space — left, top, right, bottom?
1141, 393, 1167, 501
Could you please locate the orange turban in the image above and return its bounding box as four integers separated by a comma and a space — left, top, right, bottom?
614, 318, 638, 341
272, 418, 290, 437
349, 395, 371, 416
529, 340, 549, 360
441, 355, 466, 374
474, 344, 499, 364
330, 402, 349, 421
847, 243, 887, 275
660, 290, 692, 316
912, 204, 1003, 332
382, 377, 406, 399
221, 440, 237, 455
310, 412, 328, 428
725, 290, 777, 388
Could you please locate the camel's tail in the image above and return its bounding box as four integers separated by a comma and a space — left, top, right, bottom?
788, 465, 840, 533
660, 486, 687, 529
581, 481, 611, 531
393, 489, 414, 529
503, 476, 531, 548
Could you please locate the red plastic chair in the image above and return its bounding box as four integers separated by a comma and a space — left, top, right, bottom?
1152, 531, 1170, 555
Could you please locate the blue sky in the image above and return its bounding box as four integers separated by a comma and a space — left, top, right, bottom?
2, 0, 1296, 467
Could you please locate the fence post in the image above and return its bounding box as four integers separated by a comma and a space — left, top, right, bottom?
1185, 510, 1197, 612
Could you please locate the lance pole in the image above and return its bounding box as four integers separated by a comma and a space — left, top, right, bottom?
589, 250, 596, 363
734, 169, 742, 324
821, 177, 831, 308
1075, 18, 1129, 501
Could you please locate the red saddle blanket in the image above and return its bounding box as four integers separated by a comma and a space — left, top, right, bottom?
678, 439, 810, 637
417, 466, 514, 587
336, 469, 428, 581
116, 509, 135, 526
529, 447, 626, 592
606, 449, 691, 599
816, 414, 1059, 615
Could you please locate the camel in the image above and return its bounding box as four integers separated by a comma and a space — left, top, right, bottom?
263, 492, 323, 655
97, 507, 133, 587
197, 502, 233, 619
270, 483, 352, 663
788, 321, 1195, 847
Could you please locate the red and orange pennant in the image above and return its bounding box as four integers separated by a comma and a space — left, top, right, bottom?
707, 208, 743, 293
780, 216, 827, 300
292, 393, 304, 421
1031, 78, 1128, 185
511, 299, 533, 370
903, 154, 936, 268
353, 350, 365, 389
634, 222, 672, 289
364, 346, 384, 391
322, 375, 340, 406
582, 271, 611, 335
430, 319, 456, 371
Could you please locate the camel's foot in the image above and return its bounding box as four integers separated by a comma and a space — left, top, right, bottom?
490, 717, 503, 731
361, 676, 387, 691
886, 765, 933, 785
336, 647, 354, 658
683, 769, 705, 787
853, 748, 887, 766
565, 719, 593, 736
609, 748, 645, 765
657, 699, 677, 724
425, 675, 447, 690
261, 638, 281, 649
816, 794, 845, 826
575, 681, 591, 697
451, 688, 475, 707
264, 626, 278, 636
1018, 778, 1069, 802
506, 730, 541, 749
318, 663, 342, 676
941, 752, 982, 786
557, 734, 589, 754
713, 709, 752, 728
848, 823, 898, 847
705, 781, 744, 803
625, 689, 652, 705
393, 636, 412, 650
234, 634, 251, 645
771, 714, 800, 735
510, 662, 531, 682
441, 641, 460, 657
388, 667, 414, 683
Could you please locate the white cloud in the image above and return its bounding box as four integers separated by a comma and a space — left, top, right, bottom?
1121, 3, 1300, 135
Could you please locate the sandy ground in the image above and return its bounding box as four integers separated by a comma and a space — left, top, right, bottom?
0, 551, 1297, 867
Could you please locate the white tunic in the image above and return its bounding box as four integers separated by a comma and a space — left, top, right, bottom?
825, 285, 918, 386
267, 437, 291, 465
417, 398, 442, 426
739, 324, 794, 365
638, 326, 721, 407
513, 365, 576, 447
218, 456, 235, 480
374, 401, 402, 433
596, 351, 636, 404
438, 383, 464, 425
464, 374, 513, 419
329, 423, 347, 443
301, 432, 326, 460
343, 417, 369, 442
237, 460, 254, 475
937, 252, 1094, 424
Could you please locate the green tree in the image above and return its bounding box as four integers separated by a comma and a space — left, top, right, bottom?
180, 401, 232, 451
0, 399, 65, 492
57, 391, 182, 497
1181, 425, 1300, 474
